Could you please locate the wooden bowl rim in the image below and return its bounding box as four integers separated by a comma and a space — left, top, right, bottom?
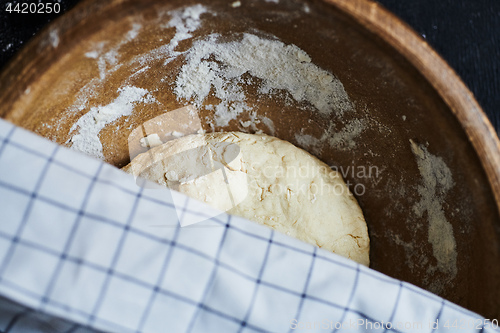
324, 0, 500, 213
2, 0, 499, 213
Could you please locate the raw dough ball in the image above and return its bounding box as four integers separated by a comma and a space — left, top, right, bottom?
123, 132, 369, 266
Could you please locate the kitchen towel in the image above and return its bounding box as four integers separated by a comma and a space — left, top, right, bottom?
0, 118, 497, 333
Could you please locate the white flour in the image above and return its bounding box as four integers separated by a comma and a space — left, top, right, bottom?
138, 4, 210, 67
68, 4, 359, 159
175, 33, 353, 126
68, 22, 144, 118
410, 140, 457, 279
295, 119, 366, 154
49, 28, 59, 48
67, 6, 208, 157
68, 86, 156, 159
163, 4, 207, 53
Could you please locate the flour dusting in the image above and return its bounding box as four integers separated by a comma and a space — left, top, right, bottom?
158, 4, 209, 65
175, 33, 352, 126
327, 119, 366, 149
410, 140, 457, 279
89, 23, 142, 81
294, 133, 320, 152
68, 86, 156, 159
66, 22, 144, 118
126, 23, 142, 40
49, 28, 59, 48
295, 119, 366, 154
65, 5, 208, 157
66, 4, 360, 160
85, 51, 99, 59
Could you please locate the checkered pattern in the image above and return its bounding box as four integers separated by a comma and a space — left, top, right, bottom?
0, 118, 497, 333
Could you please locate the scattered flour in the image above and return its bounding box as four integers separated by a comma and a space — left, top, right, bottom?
68, 86, 156, 159
85, 51, 99, 59
67, 22, 143, 120
159, 4, 209, 65
260, 116, 275, 135
295, 119, 366, 154
174, 33, 353, 126
85, 23, 142, 81
118, 5, 211, 70
67, 4, 359, 160
294, 133, 320, 152
131, 65, 150, 78
126, 23, 142, 40
49, 28, 59, 48
410, 140, 457, 279
326, 119, 366, 149
165, 4, 207, 41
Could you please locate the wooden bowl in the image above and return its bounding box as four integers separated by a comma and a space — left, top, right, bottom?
1, 0, 499, 318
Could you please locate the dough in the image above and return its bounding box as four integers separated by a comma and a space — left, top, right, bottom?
123, 132, 369, 266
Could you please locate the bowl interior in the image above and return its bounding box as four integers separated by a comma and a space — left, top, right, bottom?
0, 0, 499, 318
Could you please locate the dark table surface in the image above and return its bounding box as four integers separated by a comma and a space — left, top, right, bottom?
1, 0, 499, 134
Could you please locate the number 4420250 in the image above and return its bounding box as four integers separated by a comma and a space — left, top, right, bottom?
443, 318, 499, 329
5, 2, 61, 14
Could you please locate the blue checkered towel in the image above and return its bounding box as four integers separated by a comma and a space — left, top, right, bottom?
0, 118, 497, 333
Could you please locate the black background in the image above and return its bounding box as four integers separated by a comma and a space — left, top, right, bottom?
0, 0, 499, 134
